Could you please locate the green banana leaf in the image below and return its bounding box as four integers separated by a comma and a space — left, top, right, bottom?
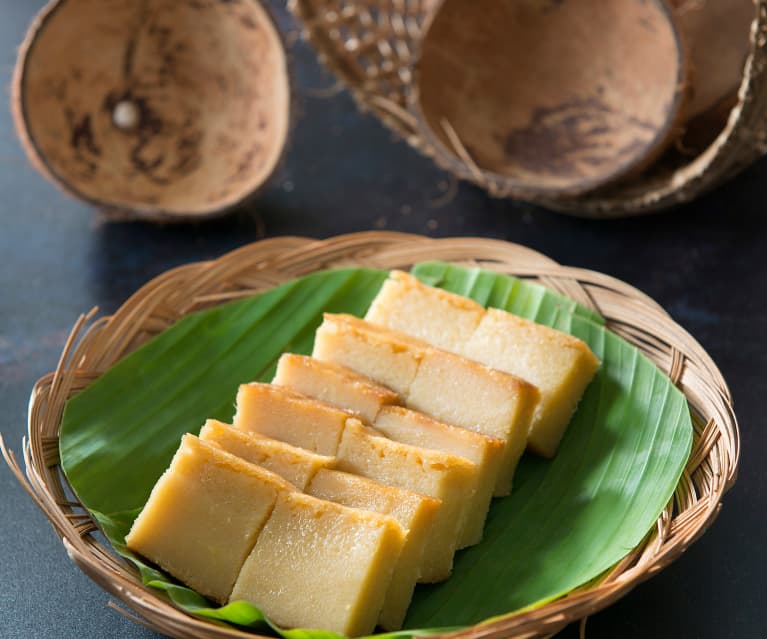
59, 262, 692, 636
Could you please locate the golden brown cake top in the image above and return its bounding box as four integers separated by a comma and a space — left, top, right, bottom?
322, 313, 433, 355
280, 490, 406, 535
200, 419, 336, 466
324, 313, 539, 397
275, 353, 401, 404
308, 467, 441, 521
238, 381, 358, 418
377, 405, 506, 450
343, 418, 476, 474
389, 270, 486, 313
483, 307, 600, 361
181, 434, 297, 493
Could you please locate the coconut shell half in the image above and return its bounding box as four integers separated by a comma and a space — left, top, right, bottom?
12, 0, 291, 221
412, 0, 687, 198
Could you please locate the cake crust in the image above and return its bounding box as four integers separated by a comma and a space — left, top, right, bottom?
126, 434, 293, 603
274, 353, 400, 422
230, 491, 405, 637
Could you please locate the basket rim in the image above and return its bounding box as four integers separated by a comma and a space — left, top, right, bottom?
2, 232, 740, 639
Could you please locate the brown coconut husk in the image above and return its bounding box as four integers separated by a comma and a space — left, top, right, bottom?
411, 0, 688, 198
672, 0, 754, 151
290, 0, 762, 217
12, 0, 291, 221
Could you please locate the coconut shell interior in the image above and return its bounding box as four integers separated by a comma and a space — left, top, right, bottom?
414, 0, 686, 196
670, 0, 753, 151
15, 0, 290, 218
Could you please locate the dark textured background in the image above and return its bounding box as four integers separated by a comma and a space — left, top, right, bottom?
1, 2, 763, 637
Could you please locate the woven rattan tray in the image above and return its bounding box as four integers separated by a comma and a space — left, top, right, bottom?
2, 232, 738, 638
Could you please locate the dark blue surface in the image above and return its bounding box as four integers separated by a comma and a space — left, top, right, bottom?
1, 1, 764, 638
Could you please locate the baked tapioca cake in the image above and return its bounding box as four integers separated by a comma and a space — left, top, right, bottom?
365, 271, 600, 458
365, 270, 484, 352
234, 382, 350, 455
199, 419, 335, 490
274, 353, 499, 547
338, 418, 476, 583
312, 313, 425, 396
231, 491, 405, 637
126, 434, 293, 604
201, 418, 435, 630
273, 353, 399, 423
307, 468, 440, 631
374, 406, 505, 547
409, 346, 539, 496
232, 383, 466, 581
464, 308, 600, 457
314, 314, 539, 496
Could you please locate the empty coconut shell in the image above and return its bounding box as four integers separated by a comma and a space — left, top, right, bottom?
673, 0, 753, 121
12, 0, 291, 221
411, 0, 687, 198
290, 0, 766, 216
671, 0, 754, 151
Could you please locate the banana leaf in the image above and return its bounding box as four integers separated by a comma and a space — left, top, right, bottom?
59, 262, 692, 636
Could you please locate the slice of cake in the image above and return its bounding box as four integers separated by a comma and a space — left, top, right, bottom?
364, 270, 600, 459
464, 308, 601, 457
337, 418, 476, 582
199, 419, 335, 490
307, 468, 440, 630
126, 434, 293, 603
365, 270, 484, 352
312, 313, 425, 396
234, 382, 351, 455
408, 347, 539, 496
232, 384, 468, 582
273, 352, 499, 547
201, 418, 437, 630
314, 314, 539, 495
374, 406, 505, 547
273, 353, 400, 423
230, 491, 405, 637
202, 418, 432, 630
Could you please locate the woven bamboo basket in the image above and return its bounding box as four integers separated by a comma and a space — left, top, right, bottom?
2, 233, 738, 638
289, 0, 767, 217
